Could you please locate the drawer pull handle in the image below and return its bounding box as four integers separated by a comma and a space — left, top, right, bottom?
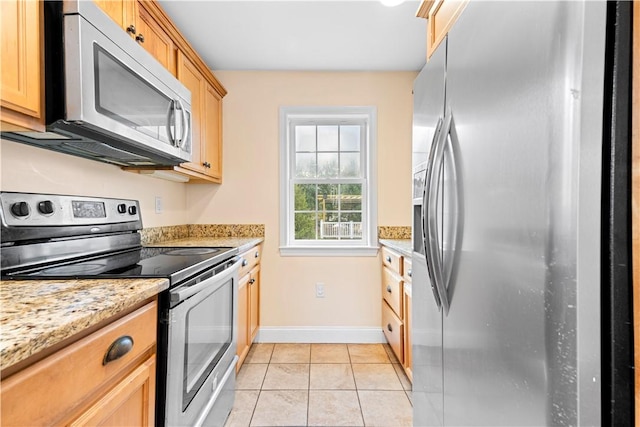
387, 324, 393, 333
385, 256, 392, 263
249, 278, 256, 285
103, 335, 134, 365
242, 259, 249, 267
255, 251, 260, 258
386, 285, 392, 293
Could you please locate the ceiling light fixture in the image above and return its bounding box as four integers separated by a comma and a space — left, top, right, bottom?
379, 0, 406, 6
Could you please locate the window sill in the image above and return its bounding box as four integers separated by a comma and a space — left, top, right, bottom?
279, 246, 380, 257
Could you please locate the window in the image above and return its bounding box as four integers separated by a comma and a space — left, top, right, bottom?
280, 106, 377, 256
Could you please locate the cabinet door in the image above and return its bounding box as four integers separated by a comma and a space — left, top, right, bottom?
0, 0, 42, 123
69, 356, 156, 426
93, 0, 136, 32
176, 52, 207, 175
403, 287, 412, 382
236, 274, 250, 370
249, 265, 260, 342
136, 2, 176, 75
203, 83, 223, 181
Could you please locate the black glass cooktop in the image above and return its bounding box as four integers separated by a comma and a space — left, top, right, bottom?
4, 246, 237, 284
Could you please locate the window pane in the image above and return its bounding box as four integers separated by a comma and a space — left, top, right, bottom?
295, 213, 317, 239
295, 153, 316, 178
294, 184, 316, 210
340, 126, 360, 152
318, 184, 339, 211
340, 152, 360, 177
340, 184, 362, 211
318, 153, 339, 178
339, 212, 363, 240
318, 126, 338, 152
295, 126, 316, 152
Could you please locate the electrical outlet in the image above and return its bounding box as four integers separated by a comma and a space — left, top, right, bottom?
315, 283, 325, 298
155, 196, 163, 214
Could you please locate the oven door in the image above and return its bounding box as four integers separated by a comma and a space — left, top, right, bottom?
165, 258, 240, 427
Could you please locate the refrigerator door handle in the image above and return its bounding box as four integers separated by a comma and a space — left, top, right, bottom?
427, 111, 453, 315
423, 117, 444, 310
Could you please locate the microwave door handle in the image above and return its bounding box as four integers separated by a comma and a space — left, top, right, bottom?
176, 99, 189, 150
166, 100, 176, 146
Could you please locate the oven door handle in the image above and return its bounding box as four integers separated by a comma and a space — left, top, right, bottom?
170, 258, 240, 304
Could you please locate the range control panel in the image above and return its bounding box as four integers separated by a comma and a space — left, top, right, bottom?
0, 192, 141, 228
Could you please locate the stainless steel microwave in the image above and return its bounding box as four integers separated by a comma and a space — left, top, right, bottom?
2, 1, 192, 167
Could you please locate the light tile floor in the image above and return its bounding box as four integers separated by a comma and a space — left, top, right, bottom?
224, 343, 412, 427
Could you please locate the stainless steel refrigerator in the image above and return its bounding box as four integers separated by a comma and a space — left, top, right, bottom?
411, 1, 634, 426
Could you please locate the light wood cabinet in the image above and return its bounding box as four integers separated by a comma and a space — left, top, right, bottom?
416, 0, 469, 60
0, 0, 44, 132
0, 300, 158, 427
237, 244, 263, 371
174, 51, 223, 183
135, 2, 176, 75
380, 244, 412, 382
113, 0, 227, 184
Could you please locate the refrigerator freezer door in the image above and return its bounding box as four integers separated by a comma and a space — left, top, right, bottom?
412, 42, 447, 427
442, 1, 605, 426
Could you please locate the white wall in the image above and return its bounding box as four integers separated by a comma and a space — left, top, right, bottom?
187, 71, 415, 336
0, 139, 188, 227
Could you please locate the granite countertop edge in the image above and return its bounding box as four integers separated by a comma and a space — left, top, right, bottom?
379, 238, 412, 258
1, 236, 264, 371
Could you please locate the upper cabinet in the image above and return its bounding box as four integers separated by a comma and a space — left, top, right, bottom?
94, 0, 226, 184
0, 0, 45, 132
417, 0, 469, 59
174, 52, 223, 182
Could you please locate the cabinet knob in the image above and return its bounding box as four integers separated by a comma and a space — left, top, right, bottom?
249, 278, 256, 285
386, 285, 392, 294
126, 24, 136, 34
408, 269, 412, 278
242, 259, 248, 267
255, 251, 260, 258
202, 162, 211, 168
103, 335, 134, 365
136, 34, 145, 43
387, 324, 393, 333
385, 256, 391, 263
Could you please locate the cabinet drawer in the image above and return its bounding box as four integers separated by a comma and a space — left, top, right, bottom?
239, 244, 262, 278
382, 301, 403, 364
1, 301, 157, 426
382, 266, 403, 318
381, 246, 403, 275
403, 258, 412, 283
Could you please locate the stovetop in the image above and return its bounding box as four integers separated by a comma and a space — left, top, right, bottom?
3, 246, 238, 285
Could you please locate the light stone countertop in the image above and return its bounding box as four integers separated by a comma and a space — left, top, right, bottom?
379, 239, 412, 258
147, 236, 264, 254
0, 278, 169, 370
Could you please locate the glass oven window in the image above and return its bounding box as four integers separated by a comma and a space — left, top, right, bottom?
94, 45, 175, 144
182, 277, 233, 410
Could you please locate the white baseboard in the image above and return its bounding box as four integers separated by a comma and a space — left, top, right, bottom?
254, 326, 385, 343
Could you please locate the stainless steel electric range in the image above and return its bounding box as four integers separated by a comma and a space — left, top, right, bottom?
0, 192, 241, 427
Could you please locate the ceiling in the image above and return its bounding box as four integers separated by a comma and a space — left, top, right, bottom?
157, 0, 427, 72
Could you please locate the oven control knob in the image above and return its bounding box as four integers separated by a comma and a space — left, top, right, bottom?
10, 201, 30, 218
128, 205, 137, 215
38, 200, 54, 215
117, 203, 127, 214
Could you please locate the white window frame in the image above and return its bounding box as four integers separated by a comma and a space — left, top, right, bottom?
279, 106, 378, 256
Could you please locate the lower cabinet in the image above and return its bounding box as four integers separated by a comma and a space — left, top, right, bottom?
0, 300, 158, 427
236, 244, 262, 371
380, 245, 412, 382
